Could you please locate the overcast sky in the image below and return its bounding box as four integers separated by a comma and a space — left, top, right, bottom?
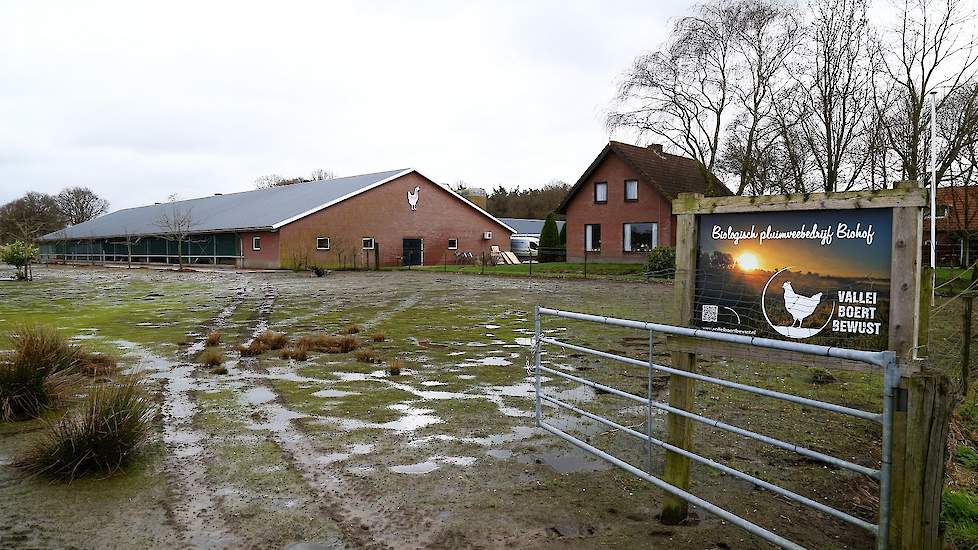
0, 1, 694, 211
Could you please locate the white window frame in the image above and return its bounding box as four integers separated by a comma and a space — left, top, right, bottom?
316, 236, 330, 250
362, 237, 375, 250
594, 182, 608, 203
448, 238, 458, 250
625, 179, 639, 201
585, 224, 601, 252
623, 222, 658, 252
252, 236, 261, 251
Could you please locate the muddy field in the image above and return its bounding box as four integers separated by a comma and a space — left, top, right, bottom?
0, 266, 886, 549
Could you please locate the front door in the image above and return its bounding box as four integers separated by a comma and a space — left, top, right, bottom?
402, 238, 423, 266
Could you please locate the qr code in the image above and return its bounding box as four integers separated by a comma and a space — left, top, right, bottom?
701, 304, 719, 323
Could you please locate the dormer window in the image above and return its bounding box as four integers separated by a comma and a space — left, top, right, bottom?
625, 180, 639, 201
594, 182, 608, 203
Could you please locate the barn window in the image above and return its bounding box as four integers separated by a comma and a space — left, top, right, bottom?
625, 180, 639, 201
362, 237, 375, 250
448, 238, 458, 250
316, 237, 330, 250
252, 236, 261, 251
594, 182, 608, 203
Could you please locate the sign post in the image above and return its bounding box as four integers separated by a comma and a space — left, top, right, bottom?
669, 185, 928, 547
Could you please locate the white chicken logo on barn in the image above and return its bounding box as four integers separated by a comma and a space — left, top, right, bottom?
761, 268, 834, 339
407, 186, 420, 211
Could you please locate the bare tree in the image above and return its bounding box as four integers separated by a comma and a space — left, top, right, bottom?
609, 0, 740, 188
154, 203, 198, 269
724, 0, 802, 194
800, 0, 878, 192
255, 174, 286, 189
109, 228, 142, 269
877, 0, 978, 185
309, 169, 335, 181
0, 192, 65, 243
55, 187, 109, 225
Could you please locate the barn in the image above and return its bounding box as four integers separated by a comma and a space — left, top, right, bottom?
37, 169, 515, 269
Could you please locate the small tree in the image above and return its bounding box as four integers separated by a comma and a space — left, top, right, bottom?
154, 203, 198, 269
558, 222, 567, 246
538, 213, 560, 263
1, 241, 39, 281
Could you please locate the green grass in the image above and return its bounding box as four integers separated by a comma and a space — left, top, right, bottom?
943, 490, 978, 548
415, 261, 649, 280
935, 267, 977, 295
954, 445, 978, 470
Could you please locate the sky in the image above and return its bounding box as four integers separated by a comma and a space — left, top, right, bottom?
0, 0, 692, 211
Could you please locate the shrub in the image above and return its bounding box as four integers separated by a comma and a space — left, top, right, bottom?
205, 331, 222, 347
1, 240, 39, 281
646, 247, 677, 279
538, 213, 560, 262
198, 348, 224, 367
386, 358, 403, 376
0, 325, 82, 421
280, 345, 308, 361
14, 378, 152, 480
369, 332, 386, 343
355, 349, 381, 363
257, 331, 289, 350
341, 324, 362, 335
311, 266, 327, 277
210, 365, 228, 375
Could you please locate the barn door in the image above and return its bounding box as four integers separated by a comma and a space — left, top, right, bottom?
402, 238, 423, 266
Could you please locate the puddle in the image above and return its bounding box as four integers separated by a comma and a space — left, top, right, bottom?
528, 449, 612, 474
312, 389, 359, 398
487, 449, 513, 460
318, 443, 375, 465
389, 455, 478, 474
484, 324, 501, 330
240, 386, 276, 406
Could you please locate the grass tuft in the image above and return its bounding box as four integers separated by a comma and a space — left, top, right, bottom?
0, 325, 81, 421
77, 350, 118, 377
369, 332, 386, 342
298, 334, 360, 354
237, 339, 268, 357
14, 377, 152, 480
954, 444, 978, 470
386, 358, 403, 376
257, 331, 289, 350
355, 349, 381, 364
205, 330, 222, 347
280, 345, 308, 361
210, 365, 228, 375
198, 348, 225, 367
340, 324, 362, 335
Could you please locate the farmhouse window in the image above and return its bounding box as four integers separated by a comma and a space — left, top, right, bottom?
316, 237, 330, 250
252, 236, 261, 251
623, 222, 657, 252
448, 238, 458, 250
624, 180, 639, 201
594, 182, 608, 203
362, 237, 375, 250
585, 224, 601, 252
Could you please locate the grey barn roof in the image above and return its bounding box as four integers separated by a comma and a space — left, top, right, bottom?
499, 217, 565, 236
41, 169, 426, 241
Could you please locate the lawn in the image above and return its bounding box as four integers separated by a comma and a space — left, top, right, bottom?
936, 266, 977, 295
415, 260, 650, 280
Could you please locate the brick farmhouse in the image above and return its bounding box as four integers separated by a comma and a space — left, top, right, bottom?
556, 141, 729, 263
38, 169, 514, 269
924, 185, 978, 266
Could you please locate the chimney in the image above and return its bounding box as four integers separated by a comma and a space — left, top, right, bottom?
647, 143, 664, 156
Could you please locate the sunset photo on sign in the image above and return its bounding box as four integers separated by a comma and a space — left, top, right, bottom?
693, 209, 892, 350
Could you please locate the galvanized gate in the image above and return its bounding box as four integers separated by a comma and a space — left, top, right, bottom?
533, 306, 899, 550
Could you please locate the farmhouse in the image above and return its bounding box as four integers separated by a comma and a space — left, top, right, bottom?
923, 185, 978, 266
37, 169, 514, 269
556, 141, 730, 263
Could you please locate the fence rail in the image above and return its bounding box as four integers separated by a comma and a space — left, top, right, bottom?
534, 306, 900, 550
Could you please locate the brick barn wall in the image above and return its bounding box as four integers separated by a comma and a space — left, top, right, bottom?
564, 152, 675, 263
277, 172, 512, 268
240, 230, 280, 269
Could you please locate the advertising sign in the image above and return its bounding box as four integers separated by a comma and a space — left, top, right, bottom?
693, 209, 892, 351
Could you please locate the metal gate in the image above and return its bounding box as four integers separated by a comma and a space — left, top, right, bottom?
533, 306, 899, 550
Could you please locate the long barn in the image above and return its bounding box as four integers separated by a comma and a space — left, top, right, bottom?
38, 169, 514, 269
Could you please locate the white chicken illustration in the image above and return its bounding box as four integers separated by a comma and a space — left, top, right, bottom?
407, 186, 421, 211
782, 282, 822, 328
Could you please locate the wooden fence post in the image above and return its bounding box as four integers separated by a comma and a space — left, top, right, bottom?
661, 194, 701, 524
